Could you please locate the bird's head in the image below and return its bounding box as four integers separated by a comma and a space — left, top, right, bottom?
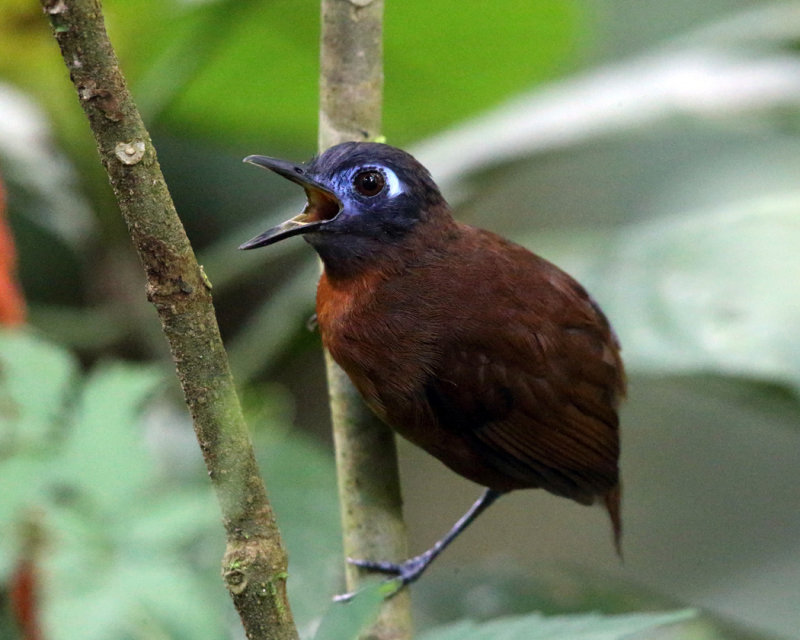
239, 142, 448, 270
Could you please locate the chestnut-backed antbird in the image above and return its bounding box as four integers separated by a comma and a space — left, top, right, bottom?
240, 142, 624, 589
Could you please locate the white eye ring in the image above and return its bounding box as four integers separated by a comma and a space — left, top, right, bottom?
377, 166, 403, 198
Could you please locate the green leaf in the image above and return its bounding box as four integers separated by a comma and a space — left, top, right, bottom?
0, 331, 349, 638
122, 487, 221, 549
0, 331, 78, 573
44, 551, 223, 640
0, 329, 77, 450
312, 580, 387, 640
0, 332, 228, 639
419, 609, 697, 640
57, 362, 162, 510
524, 195, 800, 393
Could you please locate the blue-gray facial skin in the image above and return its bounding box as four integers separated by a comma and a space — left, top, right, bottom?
241, 142, 447, 271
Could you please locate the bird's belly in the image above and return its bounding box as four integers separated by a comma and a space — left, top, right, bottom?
314, 268, 619, 498
325, 340, 535, 492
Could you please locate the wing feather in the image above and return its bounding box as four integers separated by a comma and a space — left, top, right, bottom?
422, 237, 625, 503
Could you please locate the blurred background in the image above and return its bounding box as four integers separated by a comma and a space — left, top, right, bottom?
1, 0, 799, 639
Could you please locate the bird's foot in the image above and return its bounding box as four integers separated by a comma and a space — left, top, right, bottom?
349, 552, 433, 584
332, 553, 434, 603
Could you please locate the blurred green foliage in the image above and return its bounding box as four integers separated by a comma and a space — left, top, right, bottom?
0, 332, 226, 640
0, 332, 705, 640
418, 610, 698, 640
0, 331, 345, 639
2, 0, 800, 638
0, 0, 581, 150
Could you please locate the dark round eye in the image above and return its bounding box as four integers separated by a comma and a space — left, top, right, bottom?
353, 170, 386, 197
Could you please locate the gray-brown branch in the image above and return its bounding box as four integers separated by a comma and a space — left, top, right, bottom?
40, 1, 298, 638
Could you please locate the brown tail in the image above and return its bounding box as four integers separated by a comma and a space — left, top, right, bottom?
603, 482, 623, 558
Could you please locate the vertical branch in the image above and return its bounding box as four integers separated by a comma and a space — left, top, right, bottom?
39, 2, 298, 639
319, 1, 413, 639
319, 0, 383, 147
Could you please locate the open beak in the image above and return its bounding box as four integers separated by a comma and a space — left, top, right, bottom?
239, 155, 341, 250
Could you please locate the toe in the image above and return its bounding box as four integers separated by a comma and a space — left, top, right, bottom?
348, 557, 404, 575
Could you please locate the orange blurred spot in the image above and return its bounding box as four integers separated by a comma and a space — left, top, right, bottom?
0, 173, 26, 326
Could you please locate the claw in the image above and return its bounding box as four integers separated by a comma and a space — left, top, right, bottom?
332, 590, 356, 603
332, 576, 404, 603
331, 555, 428, 602
348, 553, 433, 586
348, 557, 404, 575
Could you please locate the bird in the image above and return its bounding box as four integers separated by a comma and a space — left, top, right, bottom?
240, 141, 625, 591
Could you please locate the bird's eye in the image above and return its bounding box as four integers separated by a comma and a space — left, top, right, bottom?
353, 170, 386, 197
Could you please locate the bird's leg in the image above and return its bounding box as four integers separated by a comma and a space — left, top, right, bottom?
337, 488, 503, 600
